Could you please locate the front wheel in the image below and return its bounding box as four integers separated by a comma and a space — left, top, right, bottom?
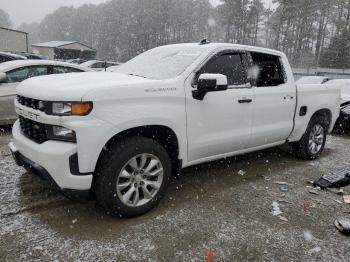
293, 115, 328, 160
95, 137, 171, 217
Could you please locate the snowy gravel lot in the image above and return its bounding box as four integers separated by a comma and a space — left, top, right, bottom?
1, 127, 350, 261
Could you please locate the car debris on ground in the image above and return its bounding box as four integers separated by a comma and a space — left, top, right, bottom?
343, 195, 350, 204
308, 190, 319, 195
280, 185, 289, 192
313, 170, 350, 189
274, 181, 289, 185
237, 170, 246, 176
311, 170, 350, 235
278, 216, 288, 222
328, 188, 345, 195
271, 201, 283, 216
334, 217, 350, 235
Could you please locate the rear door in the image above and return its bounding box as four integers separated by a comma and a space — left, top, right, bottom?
248, 52, 296, 147
0, 80, 17, 123
185, 51, 254, 162
50, 65, 85, 74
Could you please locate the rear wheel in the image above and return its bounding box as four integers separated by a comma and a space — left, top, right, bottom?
293, 115, 328, 160
95, 137, 171, 217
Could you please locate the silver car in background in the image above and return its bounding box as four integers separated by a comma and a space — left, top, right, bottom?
80, 60, 120, 71
0, 60, 91, 125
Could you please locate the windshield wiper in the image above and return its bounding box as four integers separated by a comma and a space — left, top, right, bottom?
129, 73, 147, 79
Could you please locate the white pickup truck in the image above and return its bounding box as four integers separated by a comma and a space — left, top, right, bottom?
9, 42, 340, 217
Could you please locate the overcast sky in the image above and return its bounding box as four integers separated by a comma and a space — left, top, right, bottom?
0, 0, 270, 27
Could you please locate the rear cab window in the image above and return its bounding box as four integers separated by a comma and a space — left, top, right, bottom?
249, 52, 286, 87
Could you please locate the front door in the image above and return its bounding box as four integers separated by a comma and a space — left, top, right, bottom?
185, 51, 254, 162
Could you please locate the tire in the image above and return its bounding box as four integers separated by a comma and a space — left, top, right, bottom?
95, 136, 171, 217
292, 115, 328, 160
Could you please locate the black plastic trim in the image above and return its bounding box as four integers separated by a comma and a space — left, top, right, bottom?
12, 150, 60, 190
11, 150, 90, 200
299, 106, 307, 116
69, 153, 91, 176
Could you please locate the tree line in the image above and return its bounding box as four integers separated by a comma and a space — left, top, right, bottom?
1, 0, 350, 68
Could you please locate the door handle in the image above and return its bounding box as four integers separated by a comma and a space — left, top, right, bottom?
284, 95, 294, 100
238, 98, 253, 104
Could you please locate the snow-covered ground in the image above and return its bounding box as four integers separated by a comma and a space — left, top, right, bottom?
1, 128, 350, 261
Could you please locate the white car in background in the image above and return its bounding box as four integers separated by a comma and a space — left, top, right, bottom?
296, 76, 332, 85
81, 60, 120, 71
0, 60, 91, 125
327, 79, 350, 103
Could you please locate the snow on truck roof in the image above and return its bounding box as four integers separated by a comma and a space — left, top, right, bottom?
159, 42, 286, 56
113, 43, 286, 80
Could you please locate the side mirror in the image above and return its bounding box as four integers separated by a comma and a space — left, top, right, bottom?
0, 72, 7, 83
193, 73, 228, 100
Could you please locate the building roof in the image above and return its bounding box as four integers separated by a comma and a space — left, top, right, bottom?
0, 26, 28, 35
32, 41, 96, 52
32, 41, 77, 48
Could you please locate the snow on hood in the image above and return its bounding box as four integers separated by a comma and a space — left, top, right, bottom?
16, 72, 154, 101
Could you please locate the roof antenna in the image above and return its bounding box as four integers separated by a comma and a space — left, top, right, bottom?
199, 39, 210, 45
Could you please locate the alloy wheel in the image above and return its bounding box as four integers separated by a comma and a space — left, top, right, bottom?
116, 153, 164, 207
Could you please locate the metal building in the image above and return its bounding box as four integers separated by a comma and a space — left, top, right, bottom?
0, 27, 28, 52
31, 41, 96, 60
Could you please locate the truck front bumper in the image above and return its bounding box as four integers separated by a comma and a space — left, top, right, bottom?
10, 121, 93, 196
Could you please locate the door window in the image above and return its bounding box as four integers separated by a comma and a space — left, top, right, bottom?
6, 66, 48, 83
197, 53, 246, 87
91, 62, 105, 68
249, 52, 286, 87
52, 66, 84, 74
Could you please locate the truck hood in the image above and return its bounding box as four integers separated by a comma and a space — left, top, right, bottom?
16, 72, 155, 101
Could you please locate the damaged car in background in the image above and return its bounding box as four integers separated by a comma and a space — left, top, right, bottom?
327, 79, 350, 130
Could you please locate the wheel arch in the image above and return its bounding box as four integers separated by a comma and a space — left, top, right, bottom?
310, 108, 332, 131
96, 125, 182, 177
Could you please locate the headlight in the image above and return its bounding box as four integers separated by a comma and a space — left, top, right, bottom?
47, 125, 76, 142
51, 102, 92, 116
52, 102, 72, 115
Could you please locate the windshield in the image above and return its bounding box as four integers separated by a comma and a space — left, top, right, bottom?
113, 46, 204, 80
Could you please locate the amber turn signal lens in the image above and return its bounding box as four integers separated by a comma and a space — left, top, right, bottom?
71, 102, 92, 116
